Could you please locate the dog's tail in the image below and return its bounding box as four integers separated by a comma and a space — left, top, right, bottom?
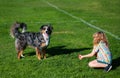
10, 22, 27, 38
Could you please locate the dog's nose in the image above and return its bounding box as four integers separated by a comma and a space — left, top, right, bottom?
46, 31, 48, 34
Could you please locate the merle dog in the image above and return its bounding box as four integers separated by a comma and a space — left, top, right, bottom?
10, 22, 53, 60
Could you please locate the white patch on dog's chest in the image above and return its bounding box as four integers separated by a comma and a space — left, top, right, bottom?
43, 33, 49, 46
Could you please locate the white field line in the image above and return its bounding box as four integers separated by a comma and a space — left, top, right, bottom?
44, 0, 120, 40
34, 20, 81, 24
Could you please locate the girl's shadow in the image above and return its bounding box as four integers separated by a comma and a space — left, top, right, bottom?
112, 57, 120, 70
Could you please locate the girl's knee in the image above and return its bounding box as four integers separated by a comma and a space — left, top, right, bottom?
88, 62, 94, 68
88, 62, 92, 68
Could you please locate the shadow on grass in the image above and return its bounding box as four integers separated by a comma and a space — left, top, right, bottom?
112, 57, 120, 70
47, 45, 91, 56
24, 45, 91, 57
24, 51, 36, 56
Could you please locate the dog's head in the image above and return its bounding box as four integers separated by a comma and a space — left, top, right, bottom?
40, 24, 53, 35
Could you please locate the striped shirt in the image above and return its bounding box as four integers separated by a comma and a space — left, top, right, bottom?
94, 41, 112, 64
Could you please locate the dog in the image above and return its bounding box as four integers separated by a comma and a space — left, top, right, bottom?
10, 22, 53, 60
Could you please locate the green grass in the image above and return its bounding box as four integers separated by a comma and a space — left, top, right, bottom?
0, 0, 120, 78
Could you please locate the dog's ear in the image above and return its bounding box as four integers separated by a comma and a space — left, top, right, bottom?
50, 26, 53, 30
40, 25, 44, 30
48, 24, 53, 30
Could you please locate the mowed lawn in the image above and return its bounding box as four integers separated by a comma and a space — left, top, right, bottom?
0, 0, 120, 78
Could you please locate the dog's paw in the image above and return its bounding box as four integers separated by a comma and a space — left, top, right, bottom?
21, 54, 25, 58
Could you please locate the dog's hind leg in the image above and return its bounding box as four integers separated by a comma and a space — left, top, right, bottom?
21, 51, 25, 58
17, 50, 23, 59
35, 47, 41, 60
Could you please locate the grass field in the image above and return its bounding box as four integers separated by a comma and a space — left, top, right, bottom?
0, 0, 120, 78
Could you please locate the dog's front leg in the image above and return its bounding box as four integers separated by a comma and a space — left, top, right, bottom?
41, 43, 46, 47
35, 47, 41, 60
42, 49, 46, 59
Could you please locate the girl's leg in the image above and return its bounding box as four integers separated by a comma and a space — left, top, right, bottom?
88, 60, 107, 68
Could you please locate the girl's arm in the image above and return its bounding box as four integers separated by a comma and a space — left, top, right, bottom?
79, 46, 97, 60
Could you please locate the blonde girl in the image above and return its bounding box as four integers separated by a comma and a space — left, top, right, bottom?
79, 31, 112, 72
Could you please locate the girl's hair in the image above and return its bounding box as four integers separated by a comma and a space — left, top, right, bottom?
93, 31, 108, 46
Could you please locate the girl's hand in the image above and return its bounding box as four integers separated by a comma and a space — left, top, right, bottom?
78, 54, 83, 60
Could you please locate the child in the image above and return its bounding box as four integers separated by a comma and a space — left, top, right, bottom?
78, 31, 112, 72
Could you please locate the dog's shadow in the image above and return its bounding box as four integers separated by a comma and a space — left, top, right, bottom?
25, 51, 36, 56
47, 46, 91, 56
112, 57, 120, 70
25, 46, 120, 70
25, 45, 91, 57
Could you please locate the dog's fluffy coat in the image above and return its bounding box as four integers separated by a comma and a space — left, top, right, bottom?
10, 22, 53, 60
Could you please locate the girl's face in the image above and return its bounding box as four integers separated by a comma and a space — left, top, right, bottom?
93, 34, 99, 41
93, 33, 100, 45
